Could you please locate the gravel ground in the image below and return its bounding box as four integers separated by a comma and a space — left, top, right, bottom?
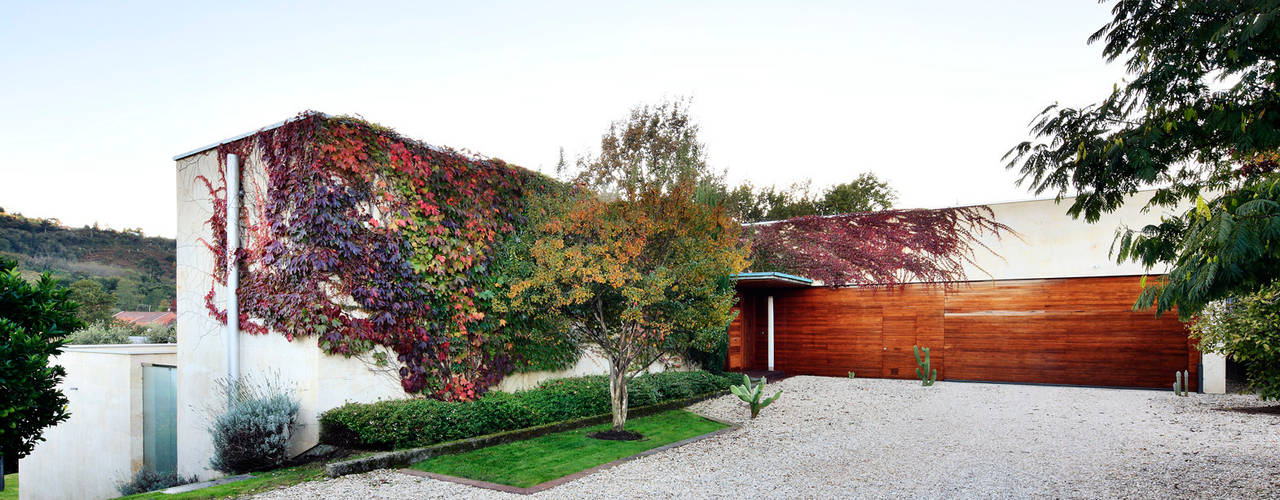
256, 376, 1280, 499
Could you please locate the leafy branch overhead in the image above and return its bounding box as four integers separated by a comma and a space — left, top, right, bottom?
1005, 1, 1280, 223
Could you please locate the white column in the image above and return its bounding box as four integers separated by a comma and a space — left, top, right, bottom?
1202, 352, 1226, 394
767, 295, 774, 371
225, 153, 240, 401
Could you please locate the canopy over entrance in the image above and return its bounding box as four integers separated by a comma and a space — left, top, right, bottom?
731, 271, 814, 289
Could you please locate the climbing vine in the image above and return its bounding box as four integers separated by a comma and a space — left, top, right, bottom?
199, 112, 577, 400
747, 207, 1012, 286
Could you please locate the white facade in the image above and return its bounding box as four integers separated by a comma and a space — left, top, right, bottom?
19, 345, 177, 500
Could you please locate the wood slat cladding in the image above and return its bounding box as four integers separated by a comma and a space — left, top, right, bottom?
733, 276, 1197, 390
944, 277, 1196, 390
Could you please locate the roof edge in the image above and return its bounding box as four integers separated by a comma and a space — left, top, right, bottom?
172, 112, 330, 161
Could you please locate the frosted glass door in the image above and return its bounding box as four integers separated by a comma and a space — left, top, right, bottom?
143, 364, 177, 475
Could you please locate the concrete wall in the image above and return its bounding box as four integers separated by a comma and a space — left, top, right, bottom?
961, 190, 1183, 281
19, 345, 177, 500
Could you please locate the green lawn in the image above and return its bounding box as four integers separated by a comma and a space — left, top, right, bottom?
1, 473, 17, 500
411, 409, 726, 488
115, 463, 325, 499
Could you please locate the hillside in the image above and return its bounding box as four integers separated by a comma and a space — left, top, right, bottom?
0, 207, 175, 312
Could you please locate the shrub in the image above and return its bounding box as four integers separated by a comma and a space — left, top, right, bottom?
118, 469, 196, 496
65, 320, 134, 344
319, 370, 733, 450
209, 377, 300, 473
66, 320, 176, 345
1190, 281, 1280, 399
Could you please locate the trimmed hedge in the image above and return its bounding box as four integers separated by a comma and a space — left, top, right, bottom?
319, 370, 733, 450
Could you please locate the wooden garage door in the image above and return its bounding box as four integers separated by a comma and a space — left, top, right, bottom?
943, 277, 1196, 390
737, 276, 1195, 390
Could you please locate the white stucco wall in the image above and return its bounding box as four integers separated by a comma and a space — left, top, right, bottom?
19, 345, 177, 500
961, 190, 1184, 281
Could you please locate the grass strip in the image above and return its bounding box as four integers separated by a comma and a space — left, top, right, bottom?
411, 409, 726, 488
1, 473, 16, 500
115, 463, 325, 499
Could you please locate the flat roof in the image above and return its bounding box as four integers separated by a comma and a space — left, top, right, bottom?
172, 113, 330, 161
732, 271, 815, 289
63, 344, 177, 355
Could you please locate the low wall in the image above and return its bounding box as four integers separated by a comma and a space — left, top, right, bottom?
19, 344, 177, 500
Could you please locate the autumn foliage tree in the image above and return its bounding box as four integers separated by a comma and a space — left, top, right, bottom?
502, 100, 748, 434
501, 187, 746, 434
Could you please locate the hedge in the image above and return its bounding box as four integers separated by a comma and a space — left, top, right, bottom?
319, 370, 734, 450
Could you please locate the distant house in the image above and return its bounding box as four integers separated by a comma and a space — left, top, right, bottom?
113, 311, 176, 327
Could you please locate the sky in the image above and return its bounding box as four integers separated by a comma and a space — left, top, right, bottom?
0, 1, 1126, 238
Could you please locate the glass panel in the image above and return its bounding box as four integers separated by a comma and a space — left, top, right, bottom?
143, 365, 178, 475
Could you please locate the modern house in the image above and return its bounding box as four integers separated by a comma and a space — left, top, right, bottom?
730, 192, 1225, 392
18, 112, 1224, 499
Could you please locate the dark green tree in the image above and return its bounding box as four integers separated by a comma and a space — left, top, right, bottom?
820, 173, 897, 215
724, 174, 897, 223
1005, 1, 1280, 396
0, 256, 82, 473
68, 278, 115, 324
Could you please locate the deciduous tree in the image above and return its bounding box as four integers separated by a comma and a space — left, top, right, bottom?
1005, 1, 1280, 397
501, 187, 747, 433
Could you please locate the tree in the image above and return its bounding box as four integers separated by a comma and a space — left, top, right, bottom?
1004, 1, 1280, 392
501, 187, 747, 434
723, 174, 898, 223
505, 99, 748, 433
571, 98, 725, 198
68, 279, 115, 324
0, 256, 82, 473
821, 173, 897, 215
1005, 1, 1279, 224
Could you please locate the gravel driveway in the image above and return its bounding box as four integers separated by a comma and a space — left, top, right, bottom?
256, 376, 1280, 499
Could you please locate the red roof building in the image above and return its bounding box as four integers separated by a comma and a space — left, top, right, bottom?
112, 311, 176, 327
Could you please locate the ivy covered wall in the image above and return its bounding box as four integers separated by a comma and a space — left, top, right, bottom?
199, 112, 578, 401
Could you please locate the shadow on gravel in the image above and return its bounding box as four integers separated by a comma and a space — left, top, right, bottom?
1218, 406, 1280, 415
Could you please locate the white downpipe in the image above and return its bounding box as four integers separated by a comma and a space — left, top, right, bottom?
225, 153, 240, 401
767, 295, 775, 371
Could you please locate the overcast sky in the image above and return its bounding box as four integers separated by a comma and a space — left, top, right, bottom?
0, 1, 1124, 238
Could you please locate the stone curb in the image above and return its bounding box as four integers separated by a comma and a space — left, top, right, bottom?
323, 390, 729, 478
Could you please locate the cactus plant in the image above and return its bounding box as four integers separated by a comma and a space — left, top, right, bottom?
914, 345, 937, 387
729, 374, 783, 418
1173, 370, 1191, 397
848, 371, 856, 379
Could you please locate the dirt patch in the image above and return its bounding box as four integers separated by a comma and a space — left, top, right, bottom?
587, 430, 644, 441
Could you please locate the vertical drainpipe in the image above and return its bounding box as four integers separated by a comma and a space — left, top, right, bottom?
225, 153, 240, 403
767, 295, 775, 371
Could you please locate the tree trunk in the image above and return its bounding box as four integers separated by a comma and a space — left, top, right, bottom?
608, 360, 629, 431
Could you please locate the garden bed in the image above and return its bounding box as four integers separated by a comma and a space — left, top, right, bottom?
404, 410, 731, 493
